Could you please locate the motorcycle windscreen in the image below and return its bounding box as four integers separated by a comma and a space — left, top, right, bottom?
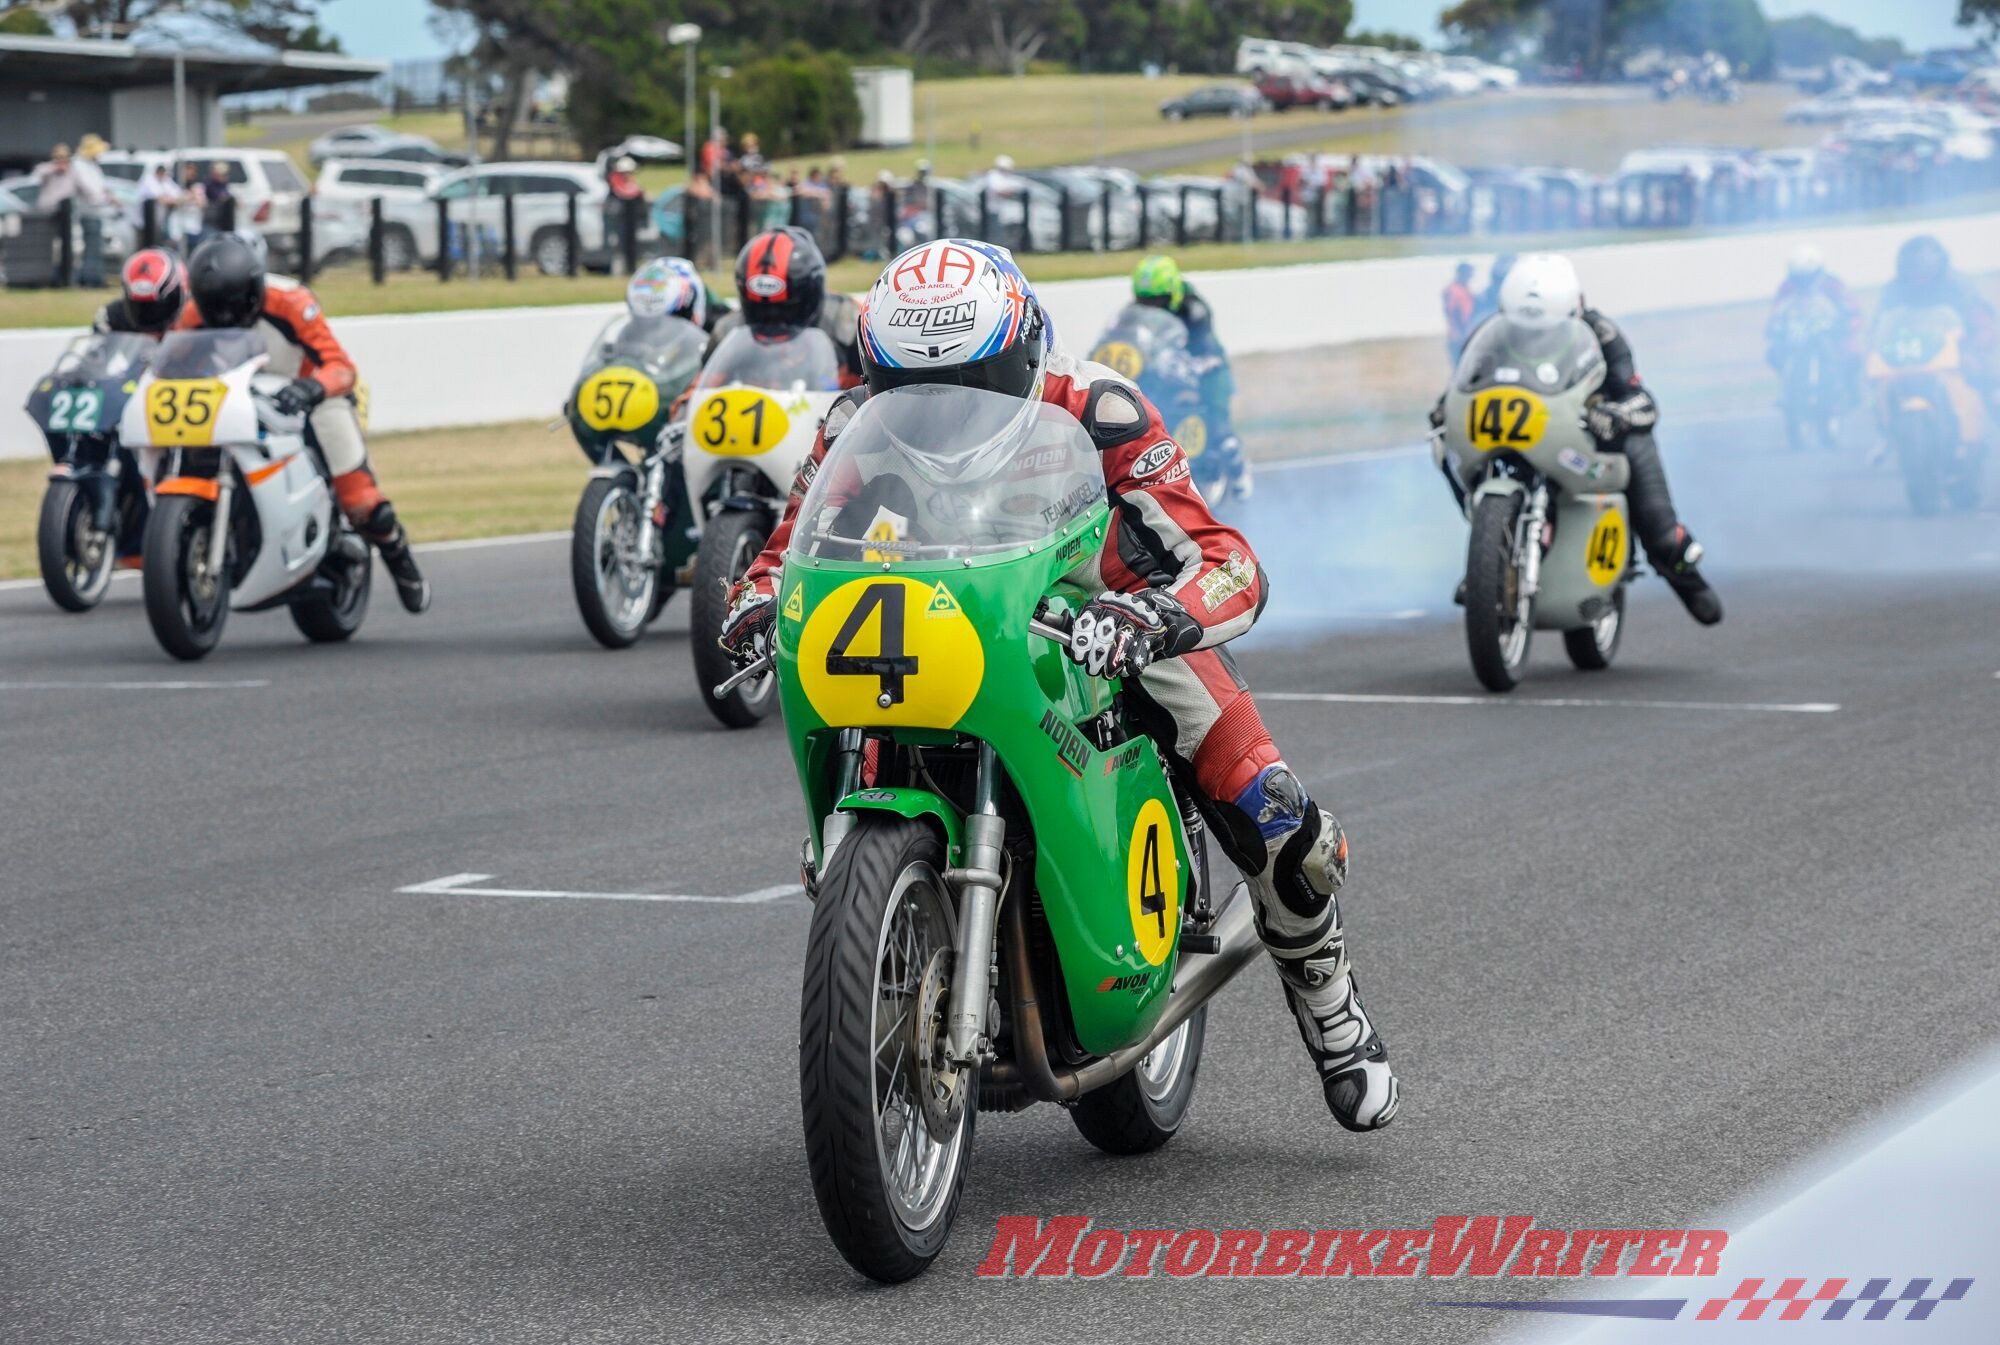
1451, 314, 1603, 396
1873, 303, 1962, 370
694, 323, 842, 393
579, 313, 708, 390
150, 328, 267, 380
47, 330, 154, 383
789, 385, 1105, 561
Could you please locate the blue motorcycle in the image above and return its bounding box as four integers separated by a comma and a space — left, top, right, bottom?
1090, 303, 1234, 505
26, 330, 155, 611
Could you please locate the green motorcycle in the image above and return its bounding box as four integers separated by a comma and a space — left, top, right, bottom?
717, 385, 1261, 1282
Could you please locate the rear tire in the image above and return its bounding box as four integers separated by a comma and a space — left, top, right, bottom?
690, 509, 777, 728
37, 480, 116, 612
290, 529, 373, 643
1897, 426, 1943, 516
1069, 1006, 1207, 1155
142, 494, 229, 661
571, 477, 659, 649
1563, 586, 1624, 671
800, 816, 971, 1283
1464, 491, 1530, 692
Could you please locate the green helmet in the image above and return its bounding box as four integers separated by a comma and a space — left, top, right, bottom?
1132, 254, 1184, 310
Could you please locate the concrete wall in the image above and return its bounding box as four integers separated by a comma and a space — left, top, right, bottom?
7, 208, 2000, 457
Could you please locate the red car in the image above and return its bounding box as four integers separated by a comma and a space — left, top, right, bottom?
1254, 72, 1354, 112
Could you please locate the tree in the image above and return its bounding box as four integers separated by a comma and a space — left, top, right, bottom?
1769, 13, 1903, 70
1628, 0, 1771, 76
1961, 1, 2000, 34
0, 4, 55, 34
48, 0, 339, 49
1347, 29, 1424, 52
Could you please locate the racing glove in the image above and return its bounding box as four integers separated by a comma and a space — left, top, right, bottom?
273, 377, 327, 417
1067, 590, 1199, 681
1583, 390, 1657, 443
718, 587, 776, 665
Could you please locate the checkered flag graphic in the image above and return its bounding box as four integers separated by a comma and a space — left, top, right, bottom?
1823, 1277, 1975, 1321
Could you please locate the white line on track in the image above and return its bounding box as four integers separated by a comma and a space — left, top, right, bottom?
1262, 691, 1840, 714
0, 679, 270, 691
414, 530, 568, 554
398, 872, 803, 905
0, 571, 139, 594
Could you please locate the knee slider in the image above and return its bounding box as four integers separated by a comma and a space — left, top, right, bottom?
1233, 765, 1348, 920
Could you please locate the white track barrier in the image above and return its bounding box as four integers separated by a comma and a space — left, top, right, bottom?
6, 209, 1999, 458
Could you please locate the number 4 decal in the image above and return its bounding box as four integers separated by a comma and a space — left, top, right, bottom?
824, 581, 920, 705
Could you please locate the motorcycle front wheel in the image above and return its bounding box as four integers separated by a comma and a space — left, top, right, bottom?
142, 494, 230, 661
37, 479, 117, 612
571, 477, 661, 649
1464, 491, 1531, 692
800, 816, 972, 1283
689, 509, 777, 728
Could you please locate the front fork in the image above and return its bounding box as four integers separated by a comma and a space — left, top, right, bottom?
632, 454, 668, 566
203, 476, 235, 590
1515, 482, 1550, 603
943, 741, 1007, 1067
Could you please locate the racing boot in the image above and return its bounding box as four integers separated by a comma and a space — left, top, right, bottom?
361, 501, 431, 615
1233, 764, 1400, 1132
1657, 526, 1722, 626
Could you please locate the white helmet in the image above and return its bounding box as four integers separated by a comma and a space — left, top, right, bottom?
1498, 253, 1581, 335
1787, 243, 1824, 279
859, 239, 1045, 398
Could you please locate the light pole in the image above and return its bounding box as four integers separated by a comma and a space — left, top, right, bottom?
667, 23, 701, 182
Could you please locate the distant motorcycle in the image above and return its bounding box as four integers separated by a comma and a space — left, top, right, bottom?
26, 331, 153, 611
121, 329, 372, 660
1867, 304, 1988, 515
1769, 291, 1848, 453
564, 311, 708, 648
1434, 316, 1637, 691
1089, 304, 1225, 505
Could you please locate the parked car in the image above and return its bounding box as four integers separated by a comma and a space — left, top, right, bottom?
1255, 72, 1353, 112
1159, 83, 1266, 121
310, 158, 447, 266
0, 174, 136, 271
92, 149, 171, 187
169, 148, 310, 268
310, 123, 404, 164
1321, 64, 1411, 107
378, 161, 654, 275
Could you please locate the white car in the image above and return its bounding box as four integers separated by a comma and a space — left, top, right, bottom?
0, 173, 136, 269
171, 148, 311, 267
309, 159, 447, 265
376, 161, 654, 275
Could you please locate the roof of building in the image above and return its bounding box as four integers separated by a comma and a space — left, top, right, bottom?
0, 33, 385, 92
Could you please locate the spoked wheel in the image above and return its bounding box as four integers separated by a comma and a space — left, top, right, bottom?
1069, 1005, 1207, 1155
800, 817, 972, 1283
142, 494, 230, 661
1563, 585, 1625, 671
37, 480, 117, 612
291, 528, 374, 644
1464, 491, 1531, 692
690, 510, 777, 728
571, 477, 661, 648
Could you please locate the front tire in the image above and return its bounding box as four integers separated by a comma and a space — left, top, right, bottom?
1069, 1006, 1207, 1155
1464, 491, 1531, 692
37, 480, 116, 612
800, 817, 972, 1283
690, 509, 777, 728
142, 494, 230, 661
571, 477, 659, 649
1563, 586, 1624, 671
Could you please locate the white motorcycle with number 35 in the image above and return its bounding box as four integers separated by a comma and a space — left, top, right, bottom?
680, 324, 846, 727
120, 329, 372, 661
1433, 317, 1635, 692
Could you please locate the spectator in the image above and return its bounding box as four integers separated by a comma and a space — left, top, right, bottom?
33, 144, 88, 283
873, 169, 897, 257
202, 162, 238, 236
134, 162, 182, 248
72, 134, 113, 286
1471, 252, 1515, 327
738, 132, 767, 178
794, 166, 828, 233
605, 153, 645, 270
686, 169, 716, 270
174, 162, 205, 253
1443, 260, 1477, 365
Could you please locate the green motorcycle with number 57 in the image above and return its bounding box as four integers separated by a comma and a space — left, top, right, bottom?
717, 384, 1262, 1282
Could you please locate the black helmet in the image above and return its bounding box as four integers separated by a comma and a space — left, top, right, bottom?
119, 247, 187, 332
735, 227, 826, 330
187, 234, 266, 329
1895, 234, 1949, 290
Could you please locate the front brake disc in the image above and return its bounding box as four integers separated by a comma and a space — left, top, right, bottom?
912, 948, 967, 1141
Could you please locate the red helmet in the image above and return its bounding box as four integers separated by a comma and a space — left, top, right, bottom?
735, 227, 826, 330
120, 248, 187, 332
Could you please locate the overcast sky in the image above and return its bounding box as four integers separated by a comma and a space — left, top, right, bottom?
320, 0, 1980, 63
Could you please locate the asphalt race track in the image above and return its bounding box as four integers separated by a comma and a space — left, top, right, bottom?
5, 363, 1999, 1342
